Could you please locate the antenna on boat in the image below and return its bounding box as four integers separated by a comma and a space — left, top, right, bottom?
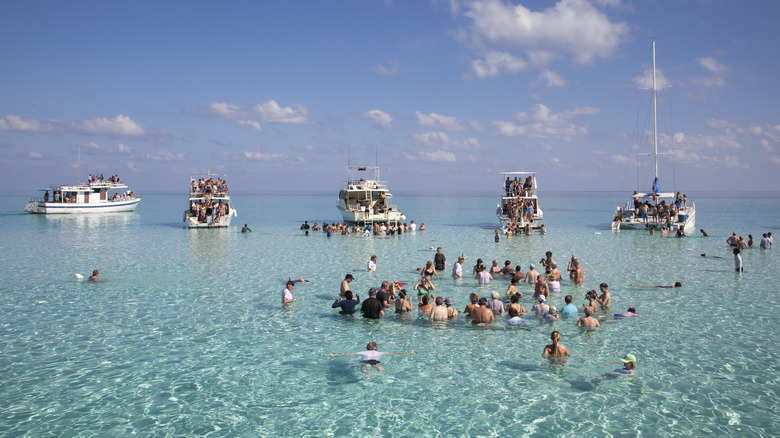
77, 144, 81, 184
652, 39, 659, 188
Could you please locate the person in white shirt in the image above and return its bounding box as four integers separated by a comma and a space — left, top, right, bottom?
367, 255, 377, 272
282, 280, 296, 304
326, 342, 416, 378
452, 256, 464, 278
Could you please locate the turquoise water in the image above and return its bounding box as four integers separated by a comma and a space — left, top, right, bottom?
0, 192, 777, 436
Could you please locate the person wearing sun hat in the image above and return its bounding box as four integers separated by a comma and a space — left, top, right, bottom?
609, 354, 637, 376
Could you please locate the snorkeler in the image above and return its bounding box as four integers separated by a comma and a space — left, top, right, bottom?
630, 282, 682, 288
326, 342, 416, 378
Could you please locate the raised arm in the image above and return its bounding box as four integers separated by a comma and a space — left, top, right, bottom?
326, 352, 357, 358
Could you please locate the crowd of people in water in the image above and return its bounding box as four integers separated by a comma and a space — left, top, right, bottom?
299, 220, 424, 237
278, 245, 658, 377
188, 177, 231, 224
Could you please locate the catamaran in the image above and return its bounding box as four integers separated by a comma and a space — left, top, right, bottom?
336, 166, 406, 225
183, 174, 236, 228
611, 41, 696, 234
497, 171, 543, 228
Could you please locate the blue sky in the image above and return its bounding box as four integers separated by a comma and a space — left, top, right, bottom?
1, 0, 778, 195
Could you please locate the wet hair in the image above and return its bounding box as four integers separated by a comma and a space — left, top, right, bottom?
398, 290, 407, 299
426, 260, 432, 267
600, 283, 608, 289
674, 282, 682, 287
367, 342, 378, 351
469, 293, 479, 304
510, 294, 520, 304
515, 265, 522, 272
421, 295, 430, 305
478, 297, 488, 306
345, 291, 353, 300
564, 295, 573, 304
550, 331, 561, 349
435, 296, 444, 305
92, 270, 99, 276
345, 274, 353, 280
504, 260, 511, 266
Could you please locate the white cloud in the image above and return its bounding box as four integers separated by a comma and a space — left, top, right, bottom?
469, 51, 527, 78
404, 150, 457, 162
415, 111, 467, 131
769, 156, 780, 166
242, 149, 286, 161
540, 157, 566, 168
533, 69, 568, 88
141, 151, 186, 162
361, 109, 394, 129
207, 100, 311, 132
411, 131, 488, 151
26, 151, 43, 159
723, 155, 749, 170
688, 57, 728, 88
632, 67, 672, 90
372, 60, 400, 76
0, 114, 144, 136
459, 0, 630, 78
493, 103, 599, 141
78, 141, 133, 155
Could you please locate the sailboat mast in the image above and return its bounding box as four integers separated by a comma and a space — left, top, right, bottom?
652, 40, 659, 182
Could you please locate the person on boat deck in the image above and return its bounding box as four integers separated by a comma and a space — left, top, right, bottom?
44, 191, 49, 202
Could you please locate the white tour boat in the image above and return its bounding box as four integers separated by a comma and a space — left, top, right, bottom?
611, 41, 696, 234
497, 171, 543, 228
336, 166, 406, 225
183, 174, 237, 228
25, 179, 140, 214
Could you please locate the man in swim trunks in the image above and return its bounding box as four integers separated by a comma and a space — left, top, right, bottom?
326, 342, 416, 378
340, 274, 354, 298
596, 283, 611, 310
568, 257, 584, 284
525, 264, 541, 283
576, 307, 600, 329
471, 297, 494, 324
430, 296, 449, 320
726, 232, 739, 247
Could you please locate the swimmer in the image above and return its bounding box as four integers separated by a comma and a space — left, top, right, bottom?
326, 342, 416, 378
88, 270, 100, 282
241, 224, 252, 233
700, 254, 723, 259
576, 307, 600, 329
605, 353, 636, 376
700, 229, 708, 237
613, 306, 641, 318
542, 331, 570, 358
631, 282, 682, 288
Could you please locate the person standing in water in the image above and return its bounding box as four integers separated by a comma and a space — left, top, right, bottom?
542, 331, 571, 358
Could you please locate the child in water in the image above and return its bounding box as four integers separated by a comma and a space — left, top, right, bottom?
327, 342, 416, 378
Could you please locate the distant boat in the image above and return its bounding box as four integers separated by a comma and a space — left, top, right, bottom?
336, 166, 406, 224
183, 174, 237, 228
611, 41, 696, 234
25, 179, 140, 214
497, 171, 543, 228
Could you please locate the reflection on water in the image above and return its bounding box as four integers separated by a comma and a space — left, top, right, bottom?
186, 228, 231, 288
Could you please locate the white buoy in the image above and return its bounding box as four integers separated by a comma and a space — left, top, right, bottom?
74, 273, 84, 279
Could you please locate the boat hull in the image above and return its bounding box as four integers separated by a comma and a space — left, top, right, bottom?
25, 198, 141, 214
337, 204, 406, 224
612, 206, 696, 234
184, 209, 237, 228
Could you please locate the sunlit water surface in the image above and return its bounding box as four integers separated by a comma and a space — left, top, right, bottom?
0, 193, 777, 436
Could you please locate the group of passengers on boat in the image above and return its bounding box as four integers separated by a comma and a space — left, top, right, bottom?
191, 177, 229, 197
190, 199, 229, 224
622, 191, 689, 225
87, 174, 122, 184
504, 176, 534, 198
501, 198, 537, 225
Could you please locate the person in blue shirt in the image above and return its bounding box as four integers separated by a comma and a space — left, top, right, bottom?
559, 295, 579, 318
332, 290, 360, 315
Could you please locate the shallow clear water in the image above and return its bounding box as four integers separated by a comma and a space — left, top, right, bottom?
0, 192, 777, 436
